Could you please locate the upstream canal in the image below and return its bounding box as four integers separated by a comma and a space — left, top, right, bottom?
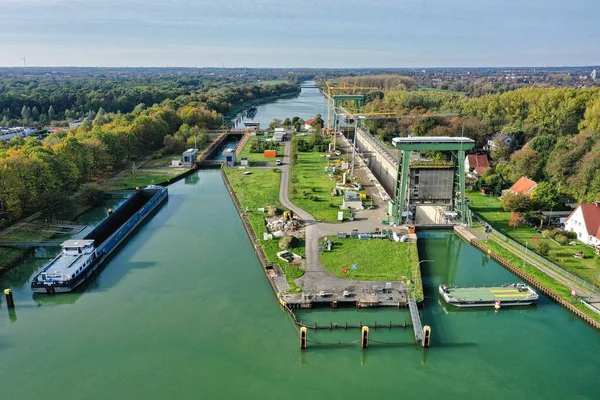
0, 86, 599, 399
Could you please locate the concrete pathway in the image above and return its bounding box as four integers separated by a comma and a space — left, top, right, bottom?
468, 224, 600, 303
278, 141, 408, 295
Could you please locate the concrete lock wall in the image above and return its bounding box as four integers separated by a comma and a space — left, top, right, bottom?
354, 128, 398, 198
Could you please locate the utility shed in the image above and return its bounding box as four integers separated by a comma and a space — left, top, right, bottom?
224, 148, 236, 167
183, 148, 198, 167
341, 191, 363, 210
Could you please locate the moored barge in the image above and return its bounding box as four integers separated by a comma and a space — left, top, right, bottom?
439, 283, 539, 308
31, 185, 168, 293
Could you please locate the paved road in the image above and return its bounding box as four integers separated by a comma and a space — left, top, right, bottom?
278, 141, 408, 295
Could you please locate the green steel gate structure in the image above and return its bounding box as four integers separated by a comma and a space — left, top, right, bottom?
388, 137, 475, 225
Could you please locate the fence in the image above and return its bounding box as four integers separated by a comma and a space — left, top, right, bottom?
485, 224, 600, 295
356, 127, 399, 165
469, 239, 600, 330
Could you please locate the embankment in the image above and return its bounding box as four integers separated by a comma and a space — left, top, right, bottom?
454, 226, 600, 330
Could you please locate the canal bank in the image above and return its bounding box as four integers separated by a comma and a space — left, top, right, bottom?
1, 85, 600, 399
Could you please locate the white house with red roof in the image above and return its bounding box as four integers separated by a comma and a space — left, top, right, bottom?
304, 118, 316, 131
564, 203, 600, 247
464, 154, 490, 178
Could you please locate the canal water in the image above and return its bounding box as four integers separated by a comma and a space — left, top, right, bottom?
0, 86, 599, 399
231, 81, 328, 128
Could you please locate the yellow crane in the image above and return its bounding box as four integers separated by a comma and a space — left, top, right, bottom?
324, 81, 379, 137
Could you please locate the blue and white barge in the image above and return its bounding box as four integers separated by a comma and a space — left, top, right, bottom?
31, 185, 168, 293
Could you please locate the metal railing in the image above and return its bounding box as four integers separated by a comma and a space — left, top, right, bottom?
482, 223, 600, 295
356, 127, 400, 165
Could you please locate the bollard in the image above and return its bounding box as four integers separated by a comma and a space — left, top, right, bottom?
361, 326, 369, 348
389, 321, 392, 329
4, 289, 14, 309
403, 321, 407, 329
374, 321, 377, 330
422, 325, 431, 348
330, 322, 333, 330
345, 321, 347, 330
300, 327, 307, 350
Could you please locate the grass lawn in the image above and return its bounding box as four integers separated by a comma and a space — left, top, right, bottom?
290, 151, 346, 223
237, 136, 283, 164
481, 239, 600, 324
319, 238, 423, 300
468, 191, 600, 285
225, 168, 304, 292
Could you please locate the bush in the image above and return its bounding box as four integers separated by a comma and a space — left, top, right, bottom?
538, 242, 550, 256
555, 234, 569, 245
565, 231, 577, 240
77, 183, 105, 207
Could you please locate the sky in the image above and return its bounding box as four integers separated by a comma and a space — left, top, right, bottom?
0, 0, 597, 68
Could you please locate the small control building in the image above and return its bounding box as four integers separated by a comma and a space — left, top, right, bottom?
183, 148, 198, 167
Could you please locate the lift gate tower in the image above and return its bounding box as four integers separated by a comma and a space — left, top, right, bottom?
388, 137, 475, 226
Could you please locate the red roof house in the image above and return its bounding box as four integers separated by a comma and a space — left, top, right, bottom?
509, 177, 537, 196
465, 154, 490, 176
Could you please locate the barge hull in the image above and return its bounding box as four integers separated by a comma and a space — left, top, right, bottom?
31, 187, 168, 293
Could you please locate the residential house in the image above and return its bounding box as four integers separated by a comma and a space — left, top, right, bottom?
564, 203, 600, 247
304, 118, 315, 131
487, 133, 512, 151
507, 176, 537, 196
69, 117, 92, 129
465, 154, 490, 178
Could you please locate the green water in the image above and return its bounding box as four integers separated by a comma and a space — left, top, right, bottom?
1, 173, 599, 399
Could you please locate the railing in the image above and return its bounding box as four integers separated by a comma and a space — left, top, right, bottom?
356, 127, 399, 165
477, 219, 600, 295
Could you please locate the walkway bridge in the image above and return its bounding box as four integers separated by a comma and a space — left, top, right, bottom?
408, 295, 424, 342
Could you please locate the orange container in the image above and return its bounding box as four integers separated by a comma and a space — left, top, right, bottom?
264, 150, 277, 158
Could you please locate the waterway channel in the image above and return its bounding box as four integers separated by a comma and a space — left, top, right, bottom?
0, 86, 599, 399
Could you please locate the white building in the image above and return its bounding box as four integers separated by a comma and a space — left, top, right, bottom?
486, 133, 512, 151
304, 118, 315, 131
273, 127, 287, 142
564, 203, 600, 247
182, 148, 198, 167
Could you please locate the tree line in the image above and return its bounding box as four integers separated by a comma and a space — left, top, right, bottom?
0, 79, 299, 227
0, 76, 299, 127
357, 82, 600, 204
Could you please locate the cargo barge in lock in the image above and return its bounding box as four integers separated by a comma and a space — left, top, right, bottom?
439, 283, 539, 308
31, 185, 168, 293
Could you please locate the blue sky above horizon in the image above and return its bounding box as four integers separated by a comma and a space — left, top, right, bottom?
1, 0, 597, 68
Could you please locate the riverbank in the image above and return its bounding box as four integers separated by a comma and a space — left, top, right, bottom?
454, 225, 600, 328
224, 90, 301, 120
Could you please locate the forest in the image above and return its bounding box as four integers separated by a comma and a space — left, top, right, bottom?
0, 76, 299, 227
0, 75, 299, 126
339, 75, 600, 205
